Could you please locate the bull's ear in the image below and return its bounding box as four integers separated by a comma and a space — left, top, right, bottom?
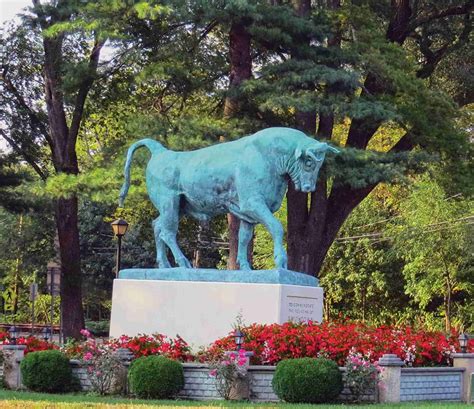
295, 147, 303, 159
328, 145, 340, 153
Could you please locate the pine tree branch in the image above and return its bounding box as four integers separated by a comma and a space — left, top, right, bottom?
0, 129, 48, 180
68, 37, 104, 152
414, 12, 472, 79
0, 65, 54, 151
408, 1, 473, 32
390, 131, 415, 152
188, 20, 218, 53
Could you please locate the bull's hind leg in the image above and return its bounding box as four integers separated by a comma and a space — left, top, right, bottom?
158, 195, 192, 269
237, 220, 254, 270
152, 217, 171, 268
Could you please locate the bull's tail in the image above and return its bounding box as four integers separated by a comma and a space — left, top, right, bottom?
119, 138, 166, 207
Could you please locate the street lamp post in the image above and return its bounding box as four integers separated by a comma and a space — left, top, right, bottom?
459, 333, 469, 353
111, 219, 129, 278
234, 328, 245, 351
8, 326, 19, 345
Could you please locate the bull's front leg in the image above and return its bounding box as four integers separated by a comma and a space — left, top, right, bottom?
240, 198, 287, 270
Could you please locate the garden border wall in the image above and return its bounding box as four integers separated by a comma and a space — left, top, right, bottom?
3, 349, 469, 403
71, 361, 377, 402
400, 367, 464, 402
72, 361, 463, 402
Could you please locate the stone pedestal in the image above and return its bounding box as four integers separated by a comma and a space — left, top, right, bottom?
377, 354, 404, 403
452, 352, 474, 403
2, 345, 26, 390
110, 268, 323, 348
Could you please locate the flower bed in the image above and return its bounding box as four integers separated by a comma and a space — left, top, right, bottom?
200, 321, 474, 367
0, 331, 57, 354
61, 330, 193, 362
1, 322, 472, 367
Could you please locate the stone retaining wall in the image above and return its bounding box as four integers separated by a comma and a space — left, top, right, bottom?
248, 366, 278, 402
179, 363, 219, 400
400, 367, 464, 402
71, 361, 463, 403
1, 348, 467, 403
70, 361, 376, 402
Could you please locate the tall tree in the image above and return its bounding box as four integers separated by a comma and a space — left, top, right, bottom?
1, 0, 104, 338
33, 0, 103, 338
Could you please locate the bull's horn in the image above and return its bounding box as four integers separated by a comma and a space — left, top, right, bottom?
327, 145, 340, 153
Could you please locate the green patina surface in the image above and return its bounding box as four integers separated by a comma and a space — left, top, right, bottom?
118, 268, 319, 287
119, 127, 338, 272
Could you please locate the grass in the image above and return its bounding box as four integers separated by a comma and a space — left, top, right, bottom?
0, 390, 467, 409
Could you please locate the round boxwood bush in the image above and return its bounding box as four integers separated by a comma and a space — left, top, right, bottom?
272, 357, 343, 403
128, 355, 184, 399
20, 350, 72, 393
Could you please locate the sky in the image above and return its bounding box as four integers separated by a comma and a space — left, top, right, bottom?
0, 0, 32, 24
1, 0, 33, 152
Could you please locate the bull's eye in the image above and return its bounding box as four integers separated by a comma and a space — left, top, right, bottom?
304, 159, 314, 168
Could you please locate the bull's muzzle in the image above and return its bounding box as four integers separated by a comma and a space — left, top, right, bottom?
301, 184, 314, 193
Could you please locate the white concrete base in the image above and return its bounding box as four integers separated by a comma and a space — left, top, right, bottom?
109, 279, 323, 348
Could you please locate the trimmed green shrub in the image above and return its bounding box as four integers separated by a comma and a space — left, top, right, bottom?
20, 350, 72, 393
272, 357, 343, 403
128, 355, 184, 399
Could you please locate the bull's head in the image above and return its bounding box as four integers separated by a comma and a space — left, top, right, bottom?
293, 142, 340, 193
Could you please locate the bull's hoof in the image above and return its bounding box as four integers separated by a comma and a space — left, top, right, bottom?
157, 259, 171, 269
238, 261, 252, 271
177, 258, 192, 269
275, 254, 288, 269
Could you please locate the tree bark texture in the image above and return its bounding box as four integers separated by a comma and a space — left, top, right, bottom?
224, 21, 252, 270
55, 197, 84, 339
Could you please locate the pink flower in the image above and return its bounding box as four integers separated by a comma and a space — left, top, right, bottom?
209, 369, 217, 377
83, 352, 93, 361
80, 329, 91, 338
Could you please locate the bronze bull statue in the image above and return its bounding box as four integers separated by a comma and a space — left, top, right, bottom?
119, 127, 339, 270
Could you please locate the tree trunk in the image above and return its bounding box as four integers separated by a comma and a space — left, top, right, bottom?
224, 21, 252, 269
287, 0, 331, 274
55, 196, 84, 339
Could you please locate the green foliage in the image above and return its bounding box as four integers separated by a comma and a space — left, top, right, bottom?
321, 174, 473, 332
85, 320, 110, 336
272, 358, 343, 403
128, 355, 184, 399
0, 207, 55, 323
320, 186, 407, 324
388, 176, 473, 331
20, 350, 73, 393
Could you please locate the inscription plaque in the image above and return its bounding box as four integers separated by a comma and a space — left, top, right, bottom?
284, 295, 320, 323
